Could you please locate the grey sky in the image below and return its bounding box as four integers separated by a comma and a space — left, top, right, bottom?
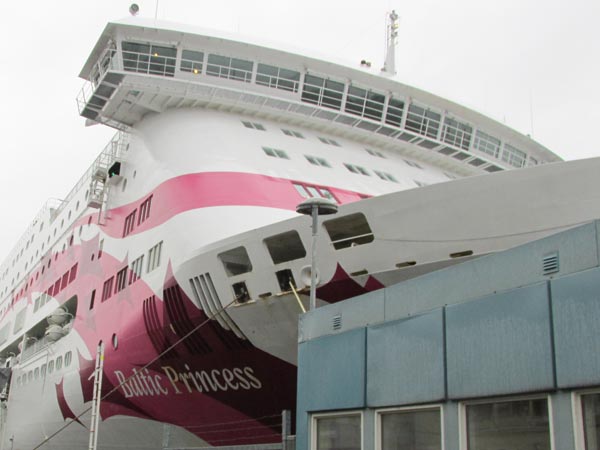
0, 0, 598, 260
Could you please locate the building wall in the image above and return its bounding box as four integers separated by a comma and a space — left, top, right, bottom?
296, 220, 600, 450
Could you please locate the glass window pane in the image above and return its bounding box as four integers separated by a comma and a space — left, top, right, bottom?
381, 408, 441, 450
316, 415, 361, 450
582, 393, 600, 450
466, 398, 550, 450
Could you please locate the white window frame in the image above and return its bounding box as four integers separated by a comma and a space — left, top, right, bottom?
458, 394, 555, 450
573, 388, 600, 450
375, 404, 445, 450
311, 410, 363, 450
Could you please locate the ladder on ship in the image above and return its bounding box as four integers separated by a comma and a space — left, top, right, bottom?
88, 342, 105, 450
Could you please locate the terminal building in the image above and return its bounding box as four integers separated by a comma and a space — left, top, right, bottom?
295, 219, 600, 450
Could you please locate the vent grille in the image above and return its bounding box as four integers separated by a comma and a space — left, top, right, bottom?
332, 315, 342, 331
189, 273, 246, 339
542, 253, 559, 275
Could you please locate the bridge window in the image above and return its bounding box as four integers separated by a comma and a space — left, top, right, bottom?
405, 104, 441, 139
324, 213, 374, 250
180, 50, 204, 74
345, 85, 385, 121
385, 97, 405, 127
473, 130, 501, 158
206, 54, 253, 82
256, 64, 300, 92
302, 74, 344, 110
502, 144, 527, 168
442, 117, 472, 151
122, 42, 176, 77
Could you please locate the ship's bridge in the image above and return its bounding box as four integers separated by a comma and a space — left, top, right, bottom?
78, 17, 560, 175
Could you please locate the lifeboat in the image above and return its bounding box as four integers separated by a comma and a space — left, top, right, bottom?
46, 308, 70, 326
45, 325, 67, 342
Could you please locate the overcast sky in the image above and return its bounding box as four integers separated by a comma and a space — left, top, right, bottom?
0, 0, 598, 260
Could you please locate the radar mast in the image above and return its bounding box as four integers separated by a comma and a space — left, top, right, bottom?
381, 10, 399, 76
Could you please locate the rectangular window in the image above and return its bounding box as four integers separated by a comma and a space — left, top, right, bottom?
293, 183, 338, 203
123, 209, 137, 236
264, 230, 306, 264
147, 241, 163, 273
581, 392, 600, 449
242, 121, 266, 131
345, 85, 385, 121
180, 49, 204, 74
256, 64, 300, 92
89, 289, 96, 310
465, 397, 551, 450
115, 267, 128, 293
302, 74, 345, 110
262, 147, 289, 159
206, 54, 253, 82
218, 246, 252, 276
122, 41, 176, 77
324, 213, 374, 250
379, 407, 442, 450
102, 277, 114, 302
502, 144, 527, 168
473, 130, 501, 158
138, 196, 153, 225
344, 163, 370, 176
68, 264, 78, 283
385, 96, 405, 127
312, 412, 362, 450
318, 137, 341, 147
282, 129, 304, 138
374, 170, 398, 182
365, 148, 385, 158
405, 103, 441, 139
305, 155, 331, 167
129, 255, 144, 284
98, 239, 104, 258
403, 159, 423, 169
442, 117, 473, 150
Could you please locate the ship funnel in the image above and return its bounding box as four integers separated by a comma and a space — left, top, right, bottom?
381, 10, 399, 76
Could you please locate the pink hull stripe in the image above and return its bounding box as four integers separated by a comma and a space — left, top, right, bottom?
101, 172, 363, 238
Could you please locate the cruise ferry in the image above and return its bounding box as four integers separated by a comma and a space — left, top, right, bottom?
0, 13, 599, 450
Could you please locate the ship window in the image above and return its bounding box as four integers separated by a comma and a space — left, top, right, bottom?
40, 364, 46, 378
442, 117, 472, 151
282, 128, 304, 138
138, 195, 153, 225
0, 324, 9, 345
206, 54, 253, 82
502, 144, 527, 168
302, 74, 344, 110
98, 239, 104, 258
28, 371, 33, 383
305, 155, 331, 167
112, 334, 118, 350
344, 163, 370, 176
69, 264, 78, 283
473, 130, 501, 158
365, 148, 385, 158
256, 64, 300, 92
374, 170, 398, 182
294, 183, 310, 198
129, 255, 144, 284
405, 103, 441, 139
13, 309, 26, 334
115, 267, 128, 293
242, 121, 266, 131
219, 246, 253, 276
89, 289, 96, 310
385, 96, 405, 127
345, 85, 385, 121
48, 360, 54, 374
122, 41, 176, 77
264, 230, 306, 264
56, 356, 63, 370
262, 147, 289, 159
403, 159, 423, 169
414, 180, 429, 187
324, 213, 374, 250
34, 367, 39, 380
318, 137, 341, 147
101, 276, 114, 302
64, 351, 72, 367
181, 50, 204, 74
147, 241, 163, 273
123, 209, 136, 237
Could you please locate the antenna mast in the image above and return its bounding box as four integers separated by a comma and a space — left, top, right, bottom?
381, 10, 399, 76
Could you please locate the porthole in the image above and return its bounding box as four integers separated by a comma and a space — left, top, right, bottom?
112, 333, 118, 350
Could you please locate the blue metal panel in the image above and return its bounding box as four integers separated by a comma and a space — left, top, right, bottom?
366, 309, 445, 406
552, 267, 600, 387
446, 283, 554, 398
297, 327, 366, 411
